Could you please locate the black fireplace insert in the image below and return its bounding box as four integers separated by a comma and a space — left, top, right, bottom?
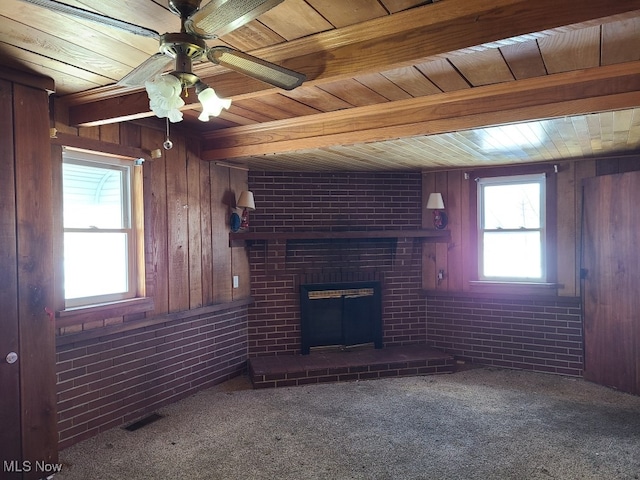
299, 281, 382, 355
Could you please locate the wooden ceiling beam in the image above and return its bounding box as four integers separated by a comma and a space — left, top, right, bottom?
199, 61, 640, 160
65, 0, 640, 127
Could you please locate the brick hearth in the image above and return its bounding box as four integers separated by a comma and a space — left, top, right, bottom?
248, 344, 454, 388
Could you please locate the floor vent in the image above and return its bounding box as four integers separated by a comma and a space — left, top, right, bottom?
124, 413, 164, 432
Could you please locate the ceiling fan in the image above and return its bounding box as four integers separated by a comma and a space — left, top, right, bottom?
19, 0, 306, 121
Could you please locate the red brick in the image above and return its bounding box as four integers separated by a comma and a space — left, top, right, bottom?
56, 305, 248, 448
426, 294, 583, 377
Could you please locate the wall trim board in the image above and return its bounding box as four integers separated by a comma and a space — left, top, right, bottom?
56, 297, 253, 347
424, 289, 580, 305
52, 131, 149, 161
0, 66, 55, 93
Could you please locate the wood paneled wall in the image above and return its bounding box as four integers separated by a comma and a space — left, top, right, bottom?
0, 73, 58, 479
52, 109, 250, 332
0, 77, 21, 475
50, 105, 252, 447
422, 160, 596, 297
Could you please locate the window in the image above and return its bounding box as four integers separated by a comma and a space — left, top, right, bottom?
62, 149, 143, 308
477, 173, 546, 282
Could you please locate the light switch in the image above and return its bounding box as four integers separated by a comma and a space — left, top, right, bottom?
233, 275, 239, 288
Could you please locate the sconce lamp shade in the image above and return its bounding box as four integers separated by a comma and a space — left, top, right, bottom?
426, 192, 445, 210
426, 192, 447, 230
237, 191, 255, 210
236, 191, 255, 231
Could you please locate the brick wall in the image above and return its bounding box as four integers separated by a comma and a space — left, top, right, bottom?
56, 305, 248, 449
246, 171, 584, 377
248, 171, 423, 232
247, 171, 426, 355
426, 295, 583, 376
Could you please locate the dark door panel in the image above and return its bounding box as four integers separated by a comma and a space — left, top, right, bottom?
582, 172, 640, 395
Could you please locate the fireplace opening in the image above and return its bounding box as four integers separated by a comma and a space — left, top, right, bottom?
299, 281, 382, 355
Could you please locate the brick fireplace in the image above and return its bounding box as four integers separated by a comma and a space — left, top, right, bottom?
245, 171, 426, 357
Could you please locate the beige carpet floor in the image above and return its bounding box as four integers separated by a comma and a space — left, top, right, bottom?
55, 367, 640, 480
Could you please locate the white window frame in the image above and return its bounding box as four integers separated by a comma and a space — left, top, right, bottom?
477, 173, 547, 282
62, 148, 141, 308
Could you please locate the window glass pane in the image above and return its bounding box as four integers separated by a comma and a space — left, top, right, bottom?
63, 162, 125, 229
483, 182, 540, 229
482, 231, 541, 279
64, 232, 128, 299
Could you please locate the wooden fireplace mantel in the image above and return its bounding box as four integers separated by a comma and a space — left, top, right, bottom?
229, 229, 450, 246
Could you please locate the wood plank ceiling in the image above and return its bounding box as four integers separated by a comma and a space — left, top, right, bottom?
1, 0, 640, 171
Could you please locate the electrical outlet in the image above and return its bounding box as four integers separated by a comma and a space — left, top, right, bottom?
233, 275, 239, 288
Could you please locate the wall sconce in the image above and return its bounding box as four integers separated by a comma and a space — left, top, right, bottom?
426, 192, 448, 230
230, 191, 255, 232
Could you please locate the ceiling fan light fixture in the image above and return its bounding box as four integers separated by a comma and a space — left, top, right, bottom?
145, 74, 185, 123
27, 0, 306, 122
196, 82, 231, 121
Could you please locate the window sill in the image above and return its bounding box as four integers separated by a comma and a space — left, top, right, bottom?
467, 280, 560, 296
469, 280, 558, 287
56, 297, 154, 327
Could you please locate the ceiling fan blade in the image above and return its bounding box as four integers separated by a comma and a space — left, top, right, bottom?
17, 0, 160, 40
117, 53, 173, 87
207, 47, 305, 90
185, 0, 284, 39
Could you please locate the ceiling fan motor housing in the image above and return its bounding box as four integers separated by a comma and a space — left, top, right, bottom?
160, 33, 206, 87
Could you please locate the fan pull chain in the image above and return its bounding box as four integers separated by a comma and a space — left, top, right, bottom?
163, 117, 173, 150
